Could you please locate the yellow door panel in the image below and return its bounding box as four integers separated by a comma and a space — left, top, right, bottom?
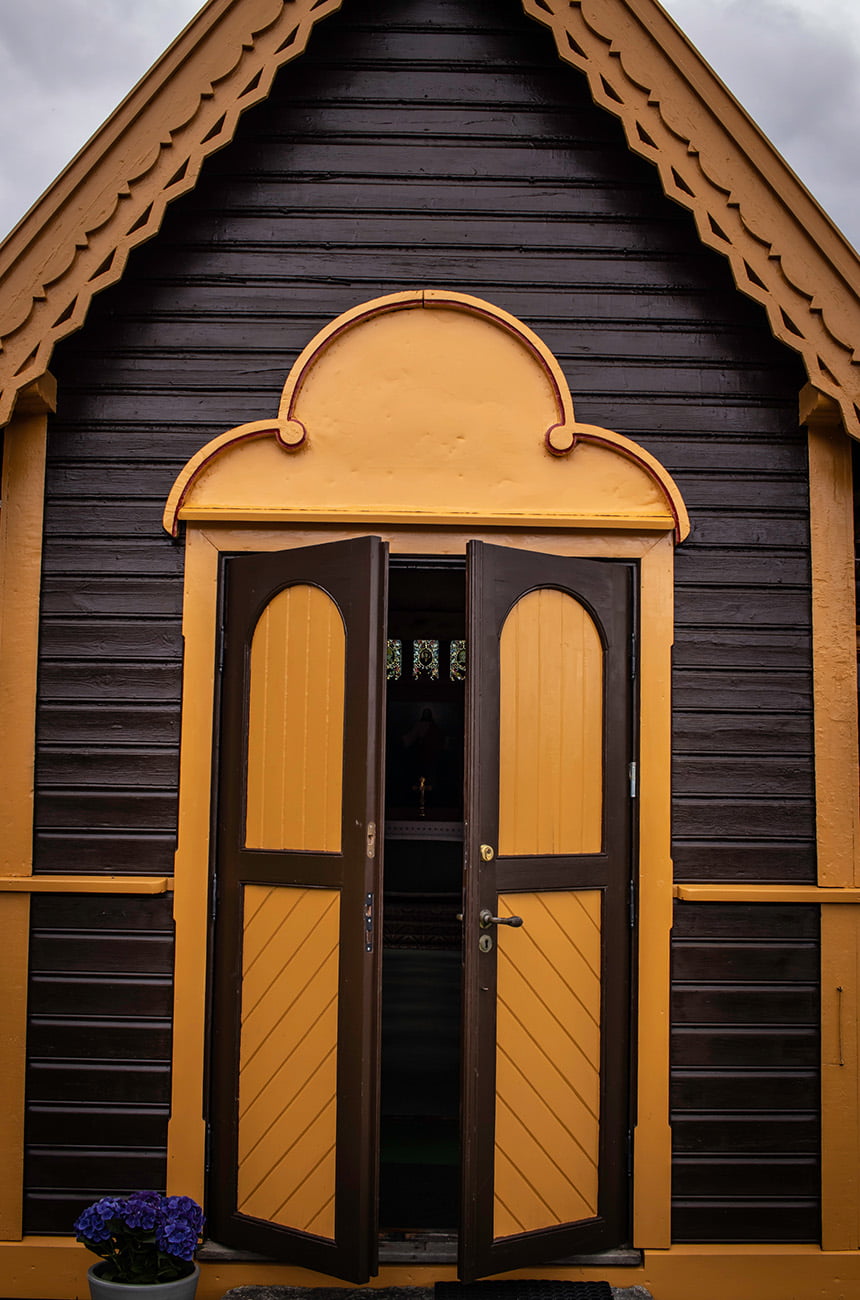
246, 583, 346, 852
498, 588, 603, 857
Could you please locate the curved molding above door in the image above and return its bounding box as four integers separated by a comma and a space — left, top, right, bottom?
163, 290, 689, 541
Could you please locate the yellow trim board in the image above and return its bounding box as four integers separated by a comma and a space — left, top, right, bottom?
674, 884, 860, 903
821, 905, 860, 1248
167, 525, 220, 1205
804, 392, 860, 888
0, 894, 28, 1239
0, 405, 48, 876
2, 1239, 860, 1300
632, 532, 674, 1246
0, 875, 173, 894
0, 389, 50, 1240
177, 506, 678, 531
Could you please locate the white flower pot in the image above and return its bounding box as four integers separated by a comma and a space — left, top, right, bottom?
87, 1262, 199, 1300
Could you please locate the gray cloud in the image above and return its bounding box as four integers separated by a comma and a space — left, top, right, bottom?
0, 0, 201, 238
664, 0, 860, 247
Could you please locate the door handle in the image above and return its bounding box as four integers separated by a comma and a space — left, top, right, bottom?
479, 908, 523, 929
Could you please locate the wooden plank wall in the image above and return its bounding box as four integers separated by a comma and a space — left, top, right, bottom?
27, 0, 815, 1238
24, 894, 173, 1230
671, 903, 820, 1240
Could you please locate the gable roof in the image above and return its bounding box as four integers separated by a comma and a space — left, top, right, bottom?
1, 0, 859, 436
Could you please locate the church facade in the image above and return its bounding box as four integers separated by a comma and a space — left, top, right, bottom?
0, 2, 859, 1296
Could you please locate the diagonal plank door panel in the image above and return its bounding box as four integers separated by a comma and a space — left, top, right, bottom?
237, 884, 340, 1238
494, 890, 602, 1238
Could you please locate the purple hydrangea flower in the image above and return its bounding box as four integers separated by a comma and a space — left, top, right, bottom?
74, 1191, 204, 1283
156, 1197, 206, 1261
120, 1190, 161, 1231
73, 1197, 123, 1242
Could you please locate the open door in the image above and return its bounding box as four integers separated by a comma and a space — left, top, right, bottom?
207, 535, 632, 1282
459, 542, 634, 1278
208, 537, 387, 1283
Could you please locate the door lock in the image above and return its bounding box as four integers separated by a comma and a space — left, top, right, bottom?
480, 844, 495, 861
479, 908, 524, 929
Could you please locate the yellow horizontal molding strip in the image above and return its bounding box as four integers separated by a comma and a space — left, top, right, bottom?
178, 506, 675, 530
0, 875, 173, 894
674, 884, 860, 904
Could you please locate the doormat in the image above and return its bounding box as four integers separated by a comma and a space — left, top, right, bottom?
436, 1285, 613, 1300
222, 1290, 433, 1300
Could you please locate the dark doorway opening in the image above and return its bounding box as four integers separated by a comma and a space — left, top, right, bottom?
379, 557, 466, 1233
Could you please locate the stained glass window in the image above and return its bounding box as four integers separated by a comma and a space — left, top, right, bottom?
387, 639, 402, 681
450, 639, 467, 682
413, 639, 439, 681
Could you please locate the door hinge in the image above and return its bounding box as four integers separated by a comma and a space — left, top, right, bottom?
364, 892, 374, 953
627, 1129, 634, 1178
628, 761, 638, 798
630, 630, 637, 679
628, 880, 636, 929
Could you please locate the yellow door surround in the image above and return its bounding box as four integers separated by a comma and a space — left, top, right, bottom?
163, 291, 682, 1255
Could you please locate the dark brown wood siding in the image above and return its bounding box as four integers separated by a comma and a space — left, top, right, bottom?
24, 894, 173, 1231
671, 903, 820, 1241
28, 0, 816, 1239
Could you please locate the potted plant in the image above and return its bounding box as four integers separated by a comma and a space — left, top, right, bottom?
74, 1191, 204, 1300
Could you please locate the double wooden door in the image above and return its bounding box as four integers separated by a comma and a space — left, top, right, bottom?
208, 536, 634, 1282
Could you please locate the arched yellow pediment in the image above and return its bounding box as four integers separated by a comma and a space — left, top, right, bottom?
164, 290, 688, 540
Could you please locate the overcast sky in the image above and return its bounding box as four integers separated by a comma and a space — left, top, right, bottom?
0, 0, 858, 248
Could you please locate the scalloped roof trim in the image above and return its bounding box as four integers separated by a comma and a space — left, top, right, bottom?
524, 0, 860, 436
0, 0, 343, 426
1, 0, 859, 436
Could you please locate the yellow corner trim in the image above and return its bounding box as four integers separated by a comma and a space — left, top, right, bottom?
674, 884, 860, 904
805, 412, 859, 887
0, 875, 173, 894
